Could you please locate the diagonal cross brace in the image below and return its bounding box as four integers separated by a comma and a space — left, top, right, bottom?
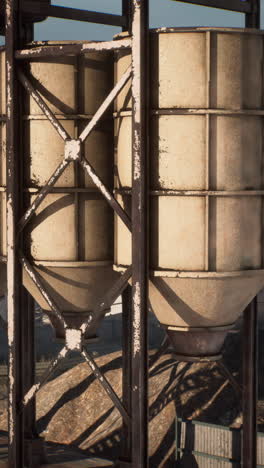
81, 265, 132, 336
17, 66, 132, 233
79, 66, 132, 143
80, 158, 131, 231
18, 69, 71, 142
20, 346, 68, 412
82, 348, 130, 425
20, 253, 67, 331
17, 158, 70, 234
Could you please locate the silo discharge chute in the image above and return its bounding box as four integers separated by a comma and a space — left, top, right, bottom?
114, 28, 264, 359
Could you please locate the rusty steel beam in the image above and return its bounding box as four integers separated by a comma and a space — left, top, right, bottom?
131, 1, 150, 467
246, 0, 260, 27
217, 360, 242, 398
22, 1, 126, 27
22, 293, 37, 437
20, 347, 68, 411
82, 349, 130, 425
81, 266, 132, 336
242, 298, 258, 468
242, 6, 260, 468
80, 158, 132, 232
5, 0, 25, 465
16, 38, 131, 59
122, 0, 132, 32
79, 66, 132, 143
18, 159, 70, 233
20, 255, 67, 330
18, 70, 71, 141
120, 285, 133, 465
176, 0, 251, 12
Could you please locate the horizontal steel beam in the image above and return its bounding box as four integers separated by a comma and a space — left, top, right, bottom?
16, 38, 132, 59
22, 1, 127, 27
175, 0, 251, 13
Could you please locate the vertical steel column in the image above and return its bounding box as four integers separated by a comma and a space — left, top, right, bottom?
19, 23, 37, 459
6, 0, 25, 466
122, 0, 132, 32
121, 2, 133, 464
131, 1, 149, 467
23, 294, 36, 442
242, 4, 260, 468
120, 285, 132, 464
246, 0, 260, 27
121, 3, 133, 465
242, 299, 258, 468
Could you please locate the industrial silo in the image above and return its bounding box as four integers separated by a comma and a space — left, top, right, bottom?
114, 27, 264, 358
0, 43, 119, 339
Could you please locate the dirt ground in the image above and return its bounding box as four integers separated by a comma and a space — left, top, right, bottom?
0, 330, 262, 466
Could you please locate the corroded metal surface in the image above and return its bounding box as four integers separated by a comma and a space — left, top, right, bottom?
130, 1, 149, 467
15, 39, 132, 59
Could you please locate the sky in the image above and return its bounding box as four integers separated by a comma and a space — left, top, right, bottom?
1, 0, 264, 45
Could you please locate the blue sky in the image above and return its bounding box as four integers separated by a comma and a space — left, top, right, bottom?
1, 0, 263, 45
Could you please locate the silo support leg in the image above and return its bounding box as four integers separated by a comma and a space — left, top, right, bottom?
131, 0, 150, 467
23, 292, 46, 467
242, 297, 258, 468
118, 286, 132, 467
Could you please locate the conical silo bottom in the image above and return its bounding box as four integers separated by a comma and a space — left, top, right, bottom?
23, 262, 119, 340
149, 270, 264, 358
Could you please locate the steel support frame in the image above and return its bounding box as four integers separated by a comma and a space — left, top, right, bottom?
5, 1, 261, 468
21, 0, 127, 28
243, 5, 260, 468
5, 2, 41, 467
131, 1, 149, 467
5, 2, 137, 467
176, 0, 251, 13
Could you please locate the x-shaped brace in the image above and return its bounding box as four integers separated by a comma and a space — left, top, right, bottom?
16, 55, 133, 423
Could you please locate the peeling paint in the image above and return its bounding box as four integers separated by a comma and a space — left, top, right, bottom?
18, 70, 70, 142
21, 255, 66, 329
16, 39, 132, 59
133, 147, 141, 181
81, 159, 111, 201
23, 383, 40, 406
64, 139, 81, 161
79, 65, 131, 143
65, 328, 82, 351
19, 158, 69, 231
133, 281, 141, 357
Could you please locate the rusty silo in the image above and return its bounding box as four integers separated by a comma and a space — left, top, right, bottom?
114, 27, 264, 358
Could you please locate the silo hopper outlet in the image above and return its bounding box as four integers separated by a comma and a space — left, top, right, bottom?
0, 44, 119, 340
114, 27, 264, 359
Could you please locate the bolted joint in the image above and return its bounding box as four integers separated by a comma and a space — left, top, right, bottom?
64, 139, 82, 161
65, 328, 83, 351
